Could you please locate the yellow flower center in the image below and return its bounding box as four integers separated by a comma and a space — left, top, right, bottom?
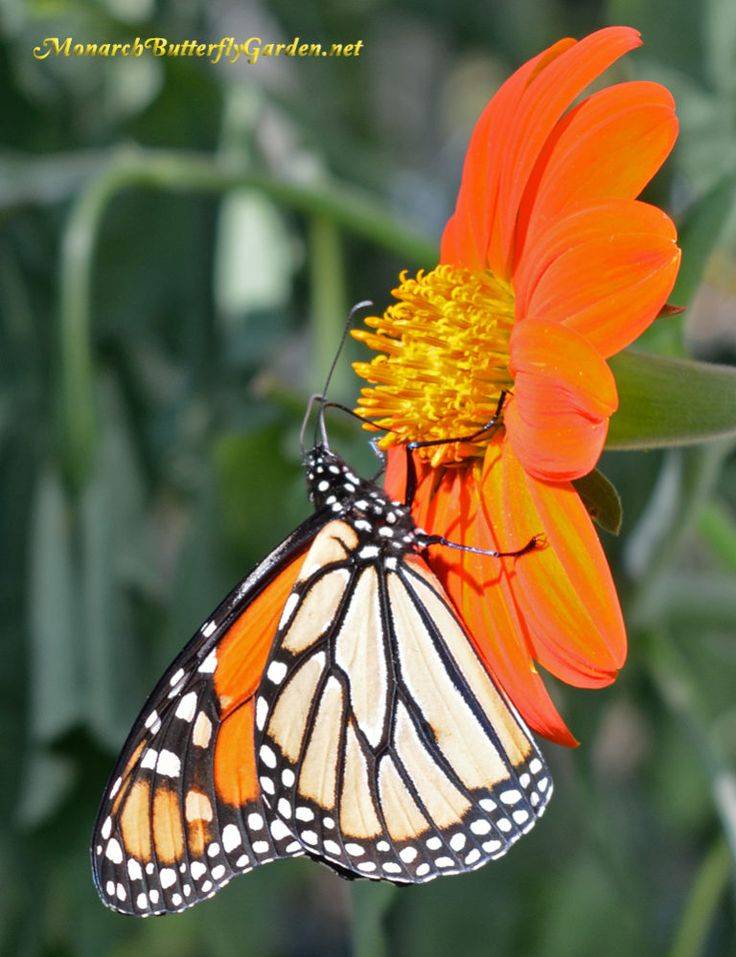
352, 264, 515, 465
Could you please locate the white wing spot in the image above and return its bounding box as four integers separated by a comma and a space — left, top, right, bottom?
277, 798, 292, 819
235, 854, 249, 868
450, 833, 466, 851
357, 861, 376, 872
202, 620, 217, 638
141, 748, 157, 770
190, 861, 207, 880
255, 697, 269, 730
144, 710, 159, 729
136, 892, 147, 910
247, 812, 264, 830
105, 880, 115, 896
383, 862, 402, 874
127, 858, 142, 880
159, 868, 177, 888
281, 768, 295, 787
222, 824, 241, 852
116, 883, 126, 901
156, 749, 181, 778
301, 830, 318, 845
529, 758, 543, 774
149, 889, 159, 904
266, 660, 288, 684
377, 840, 390, 852
482, 840, 503, 854
345, 843, 364, 857
323, 817, 335, 830
175, 692, 198, 722
470, 819, 491, 835
500, 789, 522, 805
201, 880, 213, 893
172, 892, 182, 907
295, 806, 313, 822
359, 545, 379, 559
519, 773, 531, 788
435, 857, 454, 869
253, 841, 269, 854
416, 863, 430, 877
105, 839, 123, 863
211, 865, 226, 880
270, 819, 291, 841
426, 836, 442, 850
479, 798, 497, 812
109, 777, 122, 799
323, 839, 341, 855
207, 843, 220, 858
399, 847, 417, 863
169, 668, 185, 686
513, 809, 530, 825
198, 650, 217, 674
259, 744, 277, 769
465, 849, 481, 865
497, 818, 512, 833
259, 776, 275, 795
101, 816, 112, 839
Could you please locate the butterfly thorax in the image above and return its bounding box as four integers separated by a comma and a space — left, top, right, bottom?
303, 445, 419, 553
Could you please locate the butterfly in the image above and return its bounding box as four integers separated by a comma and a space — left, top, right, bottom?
91, 392, 552, 916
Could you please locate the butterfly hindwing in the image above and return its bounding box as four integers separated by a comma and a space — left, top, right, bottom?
255, 522, 552, 884
91, 512, 329, 915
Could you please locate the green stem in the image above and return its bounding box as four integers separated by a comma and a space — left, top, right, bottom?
57, 147, 436, 490
350, 883, 397, 957
698, 500, 736, 574
669, 839, 731, 957
309, 215, 349, 397
645, 630, 736, 868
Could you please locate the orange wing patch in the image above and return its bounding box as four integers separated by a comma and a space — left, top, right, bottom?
215, 554, 306, 715
214, 700, 258, 806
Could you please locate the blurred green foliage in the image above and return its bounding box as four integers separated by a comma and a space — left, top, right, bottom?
2, 0, 736, 955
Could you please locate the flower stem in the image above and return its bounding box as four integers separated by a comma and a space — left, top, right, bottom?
669, 839, 731, 957
309, 215, 349, 397
57, 148, 436, 490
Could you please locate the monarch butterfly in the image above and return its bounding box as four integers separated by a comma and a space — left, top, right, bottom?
92, 364, 551, 916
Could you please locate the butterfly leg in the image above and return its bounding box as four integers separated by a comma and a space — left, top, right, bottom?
403, 391, 509, 508
417, 531, 542, 559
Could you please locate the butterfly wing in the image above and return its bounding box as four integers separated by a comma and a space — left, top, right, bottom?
254, 521, 552, 883
91, 511, 329, 915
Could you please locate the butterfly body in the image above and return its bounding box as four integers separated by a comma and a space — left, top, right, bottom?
92, 437, 552, 915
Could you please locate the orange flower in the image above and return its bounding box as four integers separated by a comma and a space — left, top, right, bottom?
353, 26, 681, 746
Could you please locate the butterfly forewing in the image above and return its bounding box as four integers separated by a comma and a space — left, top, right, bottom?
91, 513, 328, 915
254, 519, 552, 884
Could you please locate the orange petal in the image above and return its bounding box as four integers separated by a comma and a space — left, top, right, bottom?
440, 37, 576, 270
516, 81, 678, 261
485, 440, 626, 689
387, 449, 578, 746
516, 199, 680, 357
505, 319, 618, 482
491, 26, 641, 276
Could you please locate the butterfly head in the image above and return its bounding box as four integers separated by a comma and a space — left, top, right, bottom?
303, 445, 363, 511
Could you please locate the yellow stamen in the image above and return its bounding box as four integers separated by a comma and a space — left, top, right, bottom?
352, 264, 514, 466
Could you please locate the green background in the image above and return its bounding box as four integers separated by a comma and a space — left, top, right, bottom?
2, 0, 736, 954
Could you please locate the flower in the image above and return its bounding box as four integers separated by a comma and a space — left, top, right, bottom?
352, 26, 680, 746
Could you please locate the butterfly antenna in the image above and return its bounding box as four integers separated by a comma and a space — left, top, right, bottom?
308, 299, 373, 449
320, 299, 373, 401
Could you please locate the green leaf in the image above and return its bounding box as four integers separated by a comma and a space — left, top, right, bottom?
28, 468, 83, 743
672, 172, 736, 307
572, 469, 623, 535
607, 350, 736, 450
